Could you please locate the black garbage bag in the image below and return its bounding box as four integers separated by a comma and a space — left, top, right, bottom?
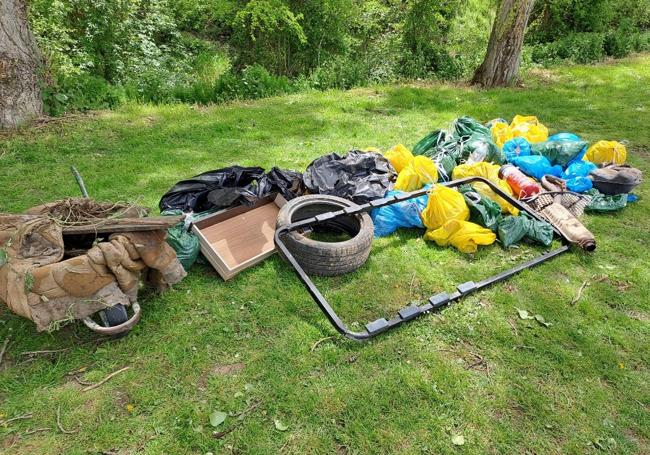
159, 166, 265, 212
159, 166, 305, 213
459, 185, 502, 231
253, 167, 305, 201
303, 150, 396, 204
497, 213, 553, 247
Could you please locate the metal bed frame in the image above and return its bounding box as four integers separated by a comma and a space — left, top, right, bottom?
274, 176, 570, 340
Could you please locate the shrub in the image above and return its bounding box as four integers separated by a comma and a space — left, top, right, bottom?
530, 32, 606, 64
212, 65, 295, 102
42, 74, 123, 116
308, 57, 371, 90
604, 19, 636, 57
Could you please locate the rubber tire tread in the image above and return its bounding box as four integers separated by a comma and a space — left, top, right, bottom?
276, 195, 373, 276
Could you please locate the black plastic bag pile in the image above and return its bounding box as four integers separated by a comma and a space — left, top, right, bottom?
159, 166, 304, 213
303, 150, 396, 204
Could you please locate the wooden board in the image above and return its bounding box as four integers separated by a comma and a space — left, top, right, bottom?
192, 194, 286, 280
200, 203, 278, 269
61, 215, 184, 235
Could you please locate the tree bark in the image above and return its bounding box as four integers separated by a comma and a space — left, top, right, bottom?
472, 0, 535, 87
0, 0, 43, 128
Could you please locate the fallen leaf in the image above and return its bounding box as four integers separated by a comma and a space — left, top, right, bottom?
274, 419, 288, 431
209, 410, 227, 427
517, 309, 531, 320
451, 434, 465, 446
534, 314, 551, 327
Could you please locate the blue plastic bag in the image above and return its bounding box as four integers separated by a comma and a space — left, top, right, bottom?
566, 176, 592, 192
549, 132, 581, 142
503, 137, 531, 162
371, 190, 428, 237
564, 160, 597, 179
512, 155, 563, 180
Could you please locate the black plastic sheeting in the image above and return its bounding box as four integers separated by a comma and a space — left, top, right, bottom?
159, 166, 304, 213
303, 150, 397, 204
256, 167, 305, 201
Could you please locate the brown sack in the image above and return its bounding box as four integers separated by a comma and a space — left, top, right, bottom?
0, 212, 186, 331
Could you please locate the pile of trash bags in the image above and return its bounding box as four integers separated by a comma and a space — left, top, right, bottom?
376, 114, 642, 253
159, 114, 642, 262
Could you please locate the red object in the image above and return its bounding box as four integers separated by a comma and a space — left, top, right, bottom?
499, 164, 541, 199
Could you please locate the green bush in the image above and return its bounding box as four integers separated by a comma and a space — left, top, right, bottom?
213, 65, 295, 102
604, 19, 636, 57
633, 32, 650, 52
42, 74, 123, 116
531, 33, 606, 64
26, 0, 650, 114
308, 57, 371, 90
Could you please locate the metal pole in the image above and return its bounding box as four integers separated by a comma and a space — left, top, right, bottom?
70, 166, 89, 198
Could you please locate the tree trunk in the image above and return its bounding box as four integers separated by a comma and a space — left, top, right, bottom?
472, 0, 535, 87
0, 0, 43, 128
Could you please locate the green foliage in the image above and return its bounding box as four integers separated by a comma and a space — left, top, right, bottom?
231, 0, 307, 75
604, 19, 637, 58
212, 64, 296, 101
42, 74, 123, 116
530, 33, 606, 64
307, 57, 372, 90
528, 0, 649, 43
26, 0, 650, 113
173, 64, 295, 103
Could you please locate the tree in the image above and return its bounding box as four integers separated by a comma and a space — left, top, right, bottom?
472, 0, 536, 87
0, 0, 43, 128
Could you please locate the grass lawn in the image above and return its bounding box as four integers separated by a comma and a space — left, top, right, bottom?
0, 55, 649, 454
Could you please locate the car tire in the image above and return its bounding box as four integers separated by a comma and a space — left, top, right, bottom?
276, 195, 373, 276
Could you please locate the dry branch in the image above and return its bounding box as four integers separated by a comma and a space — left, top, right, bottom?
56, 405, 78, 434
81, 366, 130, 392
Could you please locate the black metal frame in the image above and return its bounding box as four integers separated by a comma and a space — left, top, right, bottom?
274, 177, 571, 340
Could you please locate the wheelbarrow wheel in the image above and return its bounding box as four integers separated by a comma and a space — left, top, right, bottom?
83, 303, 141, 337
98, 304, 130, 339
99, 304, 129, 327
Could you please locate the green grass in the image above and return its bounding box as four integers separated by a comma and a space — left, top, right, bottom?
1, 56, 649, 454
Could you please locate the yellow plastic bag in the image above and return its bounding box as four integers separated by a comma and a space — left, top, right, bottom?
584, 140, 627, 165
510, 115, 548, 143
385, 144, 414, 173
394, 155, 439, 192
421, 185, 469, 230
425, 219, 496, 253
491, 122, 513, 148
452, 162, 519, 216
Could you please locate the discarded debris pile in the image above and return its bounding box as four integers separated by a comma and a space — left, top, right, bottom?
0, 199, 186, 333
4, 115, 642, 340
159, 114, 642, 281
